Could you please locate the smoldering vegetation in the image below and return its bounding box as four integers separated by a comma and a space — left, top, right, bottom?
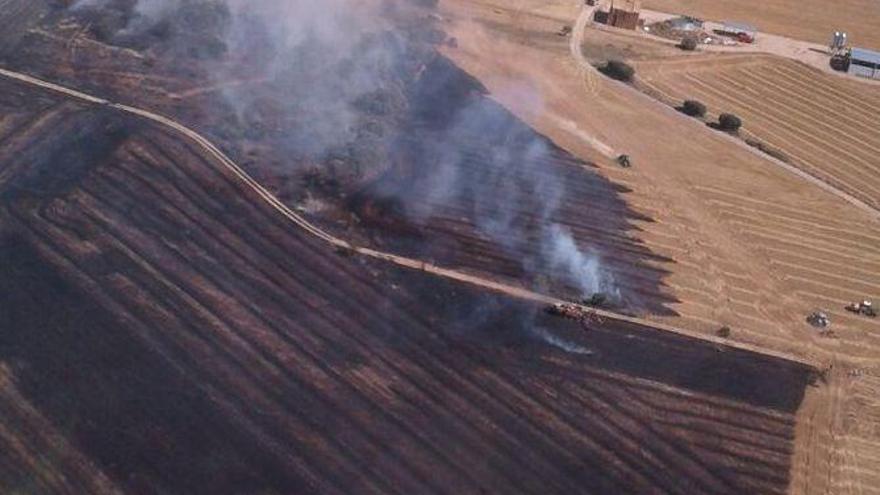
395, 75, 619, 300
356, 57, 675, 314
66, 0, 442, 173
58, 0, 643, 309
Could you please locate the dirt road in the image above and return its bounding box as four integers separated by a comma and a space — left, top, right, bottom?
0, 65, 817, 368
570, 0, 602, 96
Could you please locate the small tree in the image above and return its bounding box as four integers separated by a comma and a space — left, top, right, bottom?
718, 113, 743, 132
680, 100, 707, 118
601, 60, 635, 82
679, 37, 698, 51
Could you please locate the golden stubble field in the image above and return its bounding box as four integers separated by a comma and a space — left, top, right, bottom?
634, 51, 880, 495
637, 54, 880, 217
643, 0, 880, 50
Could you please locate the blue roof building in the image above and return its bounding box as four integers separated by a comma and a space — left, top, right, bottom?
849, 47, 880, 79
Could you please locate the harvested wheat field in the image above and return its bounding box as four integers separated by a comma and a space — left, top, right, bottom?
636, 54, 880, 212
643, 0, 880, 49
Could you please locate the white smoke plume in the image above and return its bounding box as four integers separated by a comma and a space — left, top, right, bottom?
530, 327, 593, 355
545, 224, 618, 299
406, 80, 620, 301
72, 0, 416, 159
72, 0, 180, 24
70, 0, 620, 302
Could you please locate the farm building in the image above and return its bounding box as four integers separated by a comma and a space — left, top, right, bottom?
848, 48, 880, 80
595, 0, 643, 30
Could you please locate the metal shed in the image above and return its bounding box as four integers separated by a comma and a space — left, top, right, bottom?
721, 21, 757, 36
849, 47, 880, 80
667, 16, 704, 32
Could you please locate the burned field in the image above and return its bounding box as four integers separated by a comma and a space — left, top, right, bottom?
0, 0, 49, 54
0, 1, 841, 494
0, 0, 446, 203
4, 2, 680, 318
0, 77, 815, 494
349, 57, 678, 316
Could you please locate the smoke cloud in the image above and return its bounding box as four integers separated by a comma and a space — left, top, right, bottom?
72, 0, 425, 166
72, 0, 183, 27
399, 76, 619, 301
221, 0, 405, 154
530, 327, 594, 355
70, 0, 620, 312
545, 224, 618, 298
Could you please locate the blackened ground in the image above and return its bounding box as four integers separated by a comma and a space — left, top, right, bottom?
0, 0, 48, 55
0, 88, 811, 494
0, 236, 307, 495
2, 109, 135, 200
378, 253, 811, 412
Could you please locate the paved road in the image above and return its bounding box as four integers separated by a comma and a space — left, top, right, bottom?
0, 66, 818, 368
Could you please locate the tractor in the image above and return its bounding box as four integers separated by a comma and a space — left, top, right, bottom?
845, 300, 877, 318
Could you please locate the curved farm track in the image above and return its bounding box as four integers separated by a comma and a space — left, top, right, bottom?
450, 2, 876, 360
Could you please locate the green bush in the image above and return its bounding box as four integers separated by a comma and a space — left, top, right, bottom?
679, 37, 698, 51
718, 113, 743, 132
680, 100, 707, 117
601, 60, 635, 82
